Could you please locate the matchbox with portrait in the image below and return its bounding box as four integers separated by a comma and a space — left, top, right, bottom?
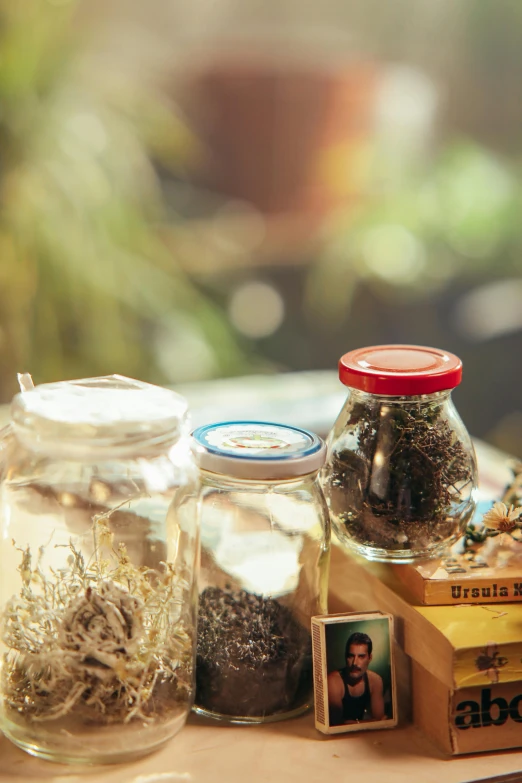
311, 611, 398, 735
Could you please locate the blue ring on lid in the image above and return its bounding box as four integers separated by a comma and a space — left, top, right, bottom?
192, 420, 326, 479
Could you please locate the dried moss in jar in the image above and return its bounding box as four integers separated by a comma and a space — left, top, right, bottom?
196, 587, 312, 719
322, 346, 478, 563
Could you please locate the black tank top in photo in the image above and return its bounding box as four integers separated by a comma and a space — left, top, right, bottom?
340, 668, 371, 721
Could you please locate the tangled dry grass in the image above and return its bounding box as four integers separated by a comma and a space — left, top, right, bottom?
1, 510, 193, 726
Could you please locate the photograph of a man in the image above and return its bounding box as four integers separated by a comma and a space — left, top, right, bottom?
327, 631, 385, 726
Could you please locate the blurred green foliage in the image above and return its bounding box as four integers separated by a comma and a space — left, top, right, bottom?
307, 141, 522, 328
0, 0, 247, 401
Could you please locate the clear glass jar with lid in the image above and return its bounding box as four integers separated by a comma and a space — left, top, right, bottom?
322, 345, 478, 563
0, 375, 199, 764
191, 421, 330, 723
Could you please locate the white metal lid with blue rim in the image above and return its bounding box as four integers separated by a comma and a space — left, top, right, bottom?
192, 421, 326, 480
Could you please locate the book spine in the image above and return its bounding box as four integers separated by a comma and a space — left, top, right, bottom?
426, 578, 522, 606
394, 562, 522, 606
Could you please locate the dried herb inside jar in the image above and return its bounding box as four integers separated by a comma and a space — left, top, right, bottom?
1, 512, 193, 727
327, 398, 473, 550
196, 587, 312, 718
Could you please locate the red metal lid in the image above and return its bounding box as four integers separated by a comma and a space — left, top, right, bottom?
339, 345, 462, 395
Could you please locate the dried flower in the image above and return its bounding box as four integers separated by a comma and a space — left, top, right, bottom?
482, 502, 522, 533
60, 582, 144, 664
1, 513, 193, 726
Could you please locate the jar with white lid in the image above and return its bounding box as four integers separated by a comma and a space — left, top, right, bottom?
191, 421, 330, 723
322, 345, 478, 563
0, 375, 198, 764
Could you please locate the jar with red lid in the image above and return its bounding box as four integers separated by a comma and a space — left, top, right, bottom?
321, 345, 478, 562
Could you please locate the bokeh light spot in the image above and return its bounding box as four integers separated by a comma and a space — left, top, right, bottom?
361, 224, 426, 283
229, 281, 284, 339
211, 200, 266, 254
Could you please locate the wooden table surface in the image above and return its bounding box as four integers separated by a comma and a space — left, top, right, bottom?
1, 710, 522, 783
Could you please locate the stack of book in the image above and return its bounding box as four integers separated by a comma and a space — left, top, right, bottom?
328, 544, 522, 754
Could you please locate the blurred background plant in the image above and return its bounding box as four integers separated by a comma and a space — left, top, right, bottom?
307, 140, 522, 330
1, 0, 522, 456
0, 0, 250, 403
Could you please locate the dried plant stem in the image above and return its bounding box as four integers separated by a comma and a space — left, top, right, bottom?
328, 399, 473, 550
1, 511, 192, 727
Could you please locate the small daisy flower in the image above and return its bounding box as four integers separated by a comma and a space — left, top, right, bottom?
482, 501, 522, 533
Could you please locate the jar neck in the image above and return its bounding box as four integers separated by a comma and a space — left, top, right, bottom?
199, 469, 318, 491
10, 376, 188, 460
347, 388, 452, 405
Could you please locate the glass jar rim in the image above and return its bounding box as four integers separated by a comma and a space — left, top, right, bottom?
192, 420, 326, 480
10, 375, 188, 457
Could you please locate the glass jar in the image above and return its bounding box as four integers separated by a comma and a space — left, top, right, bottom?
322, 346, 478, 563
0, 375, 199, 764
191, 421, 330, 723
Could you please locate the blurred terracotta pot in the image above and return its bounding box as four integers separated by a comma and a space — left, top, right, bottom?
179, 53, 380, 218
